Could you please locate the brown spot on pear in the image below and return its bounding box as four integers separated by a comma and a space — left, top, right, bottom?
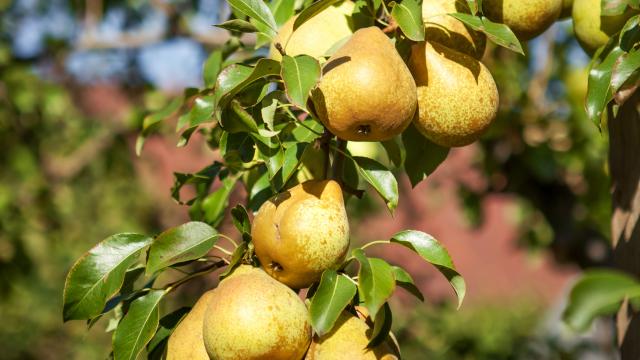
311, 27, 417, 141
202, 266, 311, 360
252, 180, 350, 289
408, 42, 499, 147
423, 0, 487, 59
483, 0, 562, 41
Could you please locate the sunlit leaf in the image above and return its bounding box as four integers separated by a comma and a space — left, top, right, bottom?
227, 0, 277, 37
281, 55, 320, 109
352, 249, 395, 318
391, 0, 424, 41
390, 230, 465, 308
146, 222, 218, 274
113, 290, 165, 360
63, 233, 153, 321
309, 270, 357, 336
449, 13, 524, 54
352, 156, 399, 213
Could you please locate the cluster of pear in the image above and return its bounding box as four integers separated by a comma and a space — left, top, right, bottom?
167, 180, 399, 359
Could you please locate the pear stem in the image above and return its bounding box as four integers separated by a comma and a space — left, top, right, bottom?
332, 138, 347, 181
321, 128, 333, 179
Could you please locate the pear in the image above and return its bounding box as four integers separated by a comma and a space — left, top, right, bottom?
311, 27, 417, 141
270, 1, 354, 61
202, 265, 311, 360
573, 0, 637, 54
252, 180, 349, 289
483, 0, 562, 40
166, 290, 214, 360
408, 42, 499, 147
304, 311, 400, 360
423, 0, 487, 59
560, 0, 573, 18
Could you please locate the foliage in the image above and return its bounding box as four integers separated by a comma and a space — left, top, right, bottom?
61, 0, 530, 358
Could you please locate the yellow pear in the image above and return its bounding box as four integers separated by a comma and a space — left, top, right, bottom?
304, 311, 400, 360
166, 290, 214, 360
573, 0, 637, 54
311, 27, 417, 141
408, 41, 499, 147
483, 0, 562, 40
252, 180, 349, 289
270, 1, 354, 61
202, 266, 311, 360
423, 0, 487, 59
560, 0, 573, 18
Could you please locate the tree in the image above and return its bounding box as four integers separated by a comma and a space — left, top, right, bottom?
60, 0, 640, 359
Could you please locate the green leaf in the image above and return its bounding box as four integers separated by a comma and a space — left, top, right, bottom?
309, 270, 358, 336
352, 249, 395, 318
293, 0, 342, 30
602, 0, 630, 16
203, 51, 223, 88
390, 230, 465, 308
215, 19, 260, 33
402, 124, 449, 187
147, 307, 190, 359
219, 242, 249, 279
587, 46, 624, 127
270, 0, 296, 26
221, 100, 260, 133
146, 222, 218, 275
611, 47, 640, 92
177, 96, 214, 131
619, 15, 640, 51
381, 137, 404, 168
391, 0, 425, 41
281, 55, 321, 109
113, 290, 165, 360
367, 302, 392, 348
201, 176, 237, 226
392, 266, 424, 301
231, 204, 252, 235
217, 59, 281, 113
63, 233, 153, 321
449, 13, 524, 54
563, 269, 640, 331
352, 156, 399, 212
466, 0, 480, 15
227, 0, 278, 38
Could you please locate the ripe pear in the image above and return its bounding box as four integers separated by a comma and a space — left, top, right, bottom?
560, 0, 573, 18
304, 311, 400, 360
483, 0, 562, 40
311, 27, 417, 141
166, 290, 215, 360
270, 1, 354, 61
252, 180, 349, 289
423, 0, 487, 59
202, 265, 311, 360
408, 42, 499, 147
573, 0, 637, 54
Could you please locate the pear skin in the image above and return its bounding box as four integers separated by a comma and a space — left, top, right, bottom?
483, 0, 562, 40
573, 0, 637, 54
423, 0, 487, 59
202, 266, 311, 360
252, 180, 349, 289
166, 291, 215, 360
270, 1, 354, 61
408, 42, 499, 147
311, 27, 417, 141
304, 311, 400, 360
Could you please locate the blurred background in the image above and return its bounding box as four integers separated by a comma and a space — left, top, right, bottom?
0, 0, 617, 359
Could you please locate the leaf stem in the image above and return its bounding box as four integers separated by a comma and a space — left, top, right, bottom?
165, 261, 226, 293
332, 139, 347, 181
213, 245, 234, 256
360, 240, 391, 251
217, 233, 239, 249
321, 128, 333, 179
